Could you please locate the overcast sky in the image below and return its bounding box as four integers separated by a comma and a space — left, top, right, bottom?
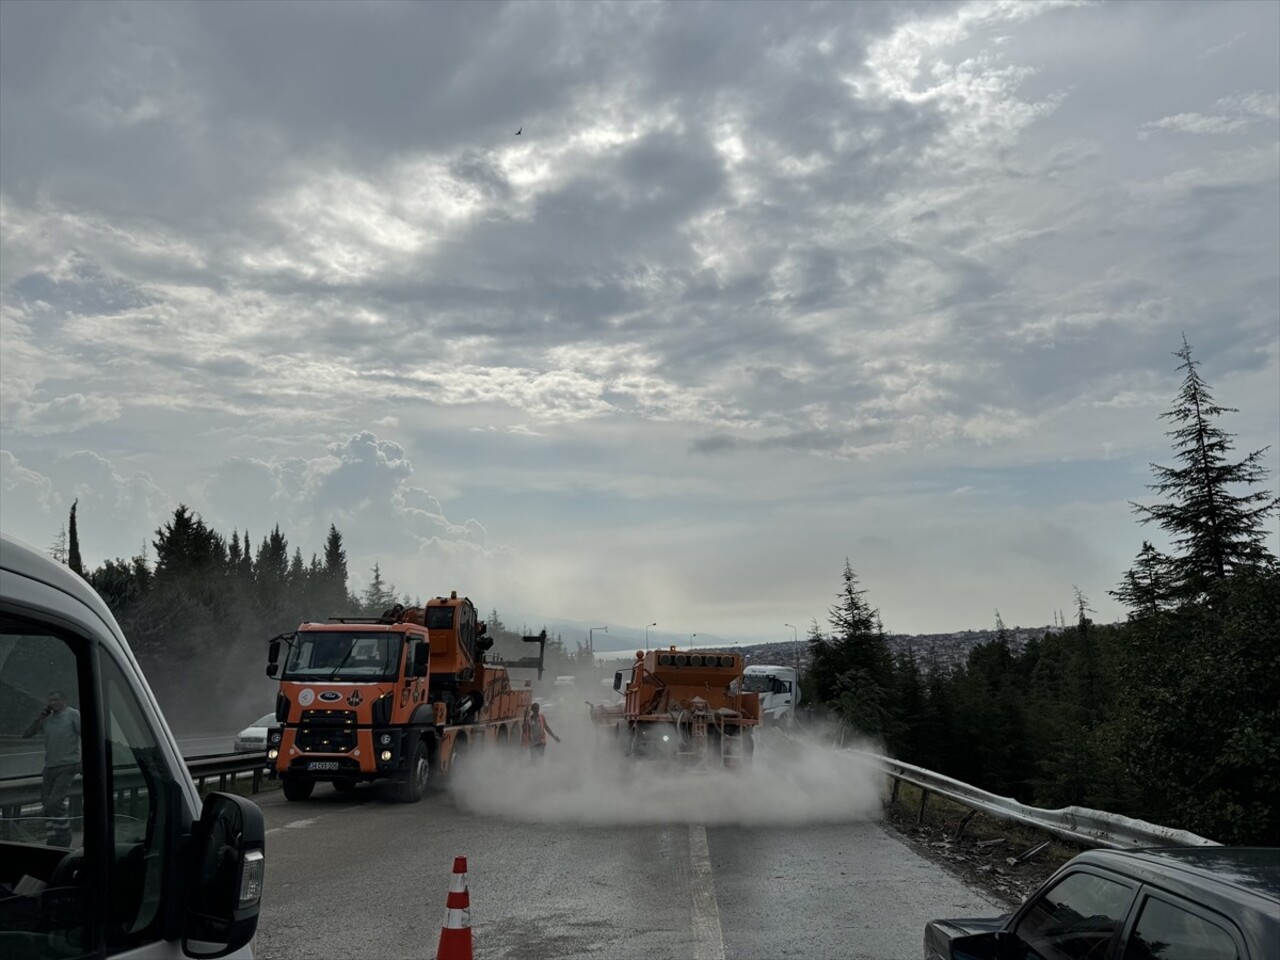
1, 0, 1277, 644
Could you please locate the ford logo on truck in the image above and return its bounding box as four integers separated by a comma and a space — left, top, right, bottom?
319, 691, 342, 702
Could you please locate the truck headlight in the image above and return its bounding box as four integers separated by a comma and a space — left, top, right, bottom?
380, 750, 392, 761
267, 748, 279, 760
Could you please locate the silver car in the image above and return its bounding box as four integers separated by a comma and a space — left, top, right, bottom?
234, 712, 278, 753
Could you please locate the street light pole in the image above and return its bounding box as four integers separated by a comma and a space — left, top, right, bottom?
689, 633, 697, 649
589, 626, 607, 655
644, 622, 657, 652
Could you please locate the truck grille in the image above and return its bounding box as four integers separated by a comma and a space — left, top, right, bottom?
296, 709, 357, 753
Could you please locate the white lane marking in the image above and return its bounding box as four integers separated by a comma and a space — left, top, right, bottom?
688, 823, 726, 960
266, 817, 319, 835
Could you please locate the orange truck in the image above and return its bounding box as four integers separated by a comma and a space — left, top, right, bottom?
590, 647, 760, 766
264, 592, 546, 802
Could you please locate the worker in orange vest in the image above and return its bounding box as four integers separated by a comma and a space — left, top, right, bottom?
523, 702, 560, 760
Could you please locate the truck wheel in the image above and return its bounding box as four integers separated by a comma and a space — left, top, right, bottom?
282, 775, 315, 801
394, 740, 429, 803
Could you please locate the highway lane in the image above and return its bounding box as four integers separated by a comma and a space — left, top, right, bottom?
250, 782, 998, 959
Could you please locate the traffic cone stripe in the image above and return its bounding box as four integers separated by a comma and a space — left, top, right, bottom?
436, 857, 473, 960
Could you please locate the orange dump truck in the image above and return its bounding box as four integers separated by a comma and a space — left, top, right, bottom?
264, 592, 546, 802
591, 647, 760, 766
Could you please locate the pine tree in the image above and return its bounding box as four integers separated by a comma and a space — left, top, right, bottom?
49, 525, 68, 564
323, 524, 347, 584
1131, 336, 1278, 598
809, 559, 894, 737
68, 499, 83, 576
1111, 541, 1175, 619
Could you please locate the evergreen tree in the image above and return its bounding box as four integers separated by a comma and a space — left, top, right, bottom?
152, 505, 225, 579
68, 499, 83, 576
49, 524, 68, 564
360, 563, 397, 615
1111, 541, 1176, 619
809, 560, 894, 737
1131, 336, 1278, 599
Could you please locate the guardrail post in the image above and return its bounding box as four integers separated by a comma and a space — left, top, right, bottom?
252, 768, 262, 793
954, 810, 976, 842
916, 788, 930, 826
890, 776, 901, 804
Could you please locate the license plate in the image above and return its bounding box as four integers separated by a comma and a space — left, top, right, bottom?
307, 761, 340, 771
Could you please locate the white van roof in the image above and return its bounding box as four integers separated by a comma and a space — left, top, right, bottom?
1, 532, 130, 649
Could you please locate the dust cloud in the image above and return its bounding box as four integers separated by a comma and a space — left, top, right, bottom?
449, 705, 887, 826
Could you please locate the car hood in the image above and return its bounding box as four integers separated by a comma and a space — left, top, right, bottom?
924, 915, 1009, 959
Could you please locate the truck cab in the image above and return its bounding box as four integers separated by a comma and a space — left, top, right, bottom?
738, 665, 800, 726
1, 532, 265, 959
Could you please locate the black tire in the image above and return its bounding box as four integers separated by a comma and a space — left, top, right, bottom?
450, 738, 467, 777
282, 775, 315, 801
392, 739, 429, 803
333, 779, 357, 793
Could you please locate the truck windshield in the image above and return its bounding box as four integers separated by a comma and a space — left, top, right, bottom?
740, 675, 774, 693
282, 632, 403, 681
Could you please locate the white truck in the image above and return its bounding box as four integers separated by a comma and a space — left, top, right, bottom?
1, 532, 265, 958
738, 664, 801, 726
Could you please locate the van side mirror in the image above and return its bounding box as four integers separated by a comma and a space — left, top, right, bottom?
412, 642, 429, 678
183, 793, 265, 959
613, 671, 623, 692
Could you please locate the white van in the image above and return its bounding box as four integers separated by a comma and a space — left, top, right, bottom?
0, 533, 265, 958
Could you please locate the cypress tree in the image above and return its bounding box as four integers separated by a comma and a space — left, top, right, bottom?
68, 499, 83, 576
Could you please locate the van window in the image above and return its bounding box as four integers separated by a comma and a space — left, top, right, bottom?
101, 651, 182, 952
0, 620, 96, 958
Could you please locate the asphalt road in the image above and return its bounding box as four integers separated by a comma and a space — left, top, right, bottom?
251, 779, 998, 960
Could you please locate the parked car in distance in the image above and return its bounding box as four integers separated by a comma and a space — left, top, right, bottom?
235, 713, 279, 753
924, 846, 1279, 960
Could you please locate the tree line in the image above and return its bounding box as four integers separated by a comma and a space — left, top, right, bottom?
801, 338, 1279, 845
53, 507, 575, 732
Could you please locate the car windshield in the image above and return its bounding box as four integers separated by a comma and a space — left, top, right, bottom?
282, 632, 402, 681
253, 714, 275, 728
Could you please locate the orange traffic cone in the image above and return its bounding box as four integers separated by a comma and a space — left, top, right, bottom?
436, 856, 473, 960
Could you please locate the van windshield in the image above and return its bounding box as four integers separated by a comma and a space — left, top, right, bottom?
282, 632, 403, 682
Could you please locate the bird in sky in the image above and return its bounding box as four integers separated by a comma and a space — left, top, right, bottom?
515, 126, 522, 136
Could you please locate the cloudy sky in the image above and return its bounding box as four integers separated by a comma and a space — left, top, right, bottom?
1, 0, 1277, 644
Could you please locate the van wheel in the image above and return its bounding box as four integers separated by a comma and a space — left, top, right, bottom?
393, 740, 428, 803
282, 775, 315, 801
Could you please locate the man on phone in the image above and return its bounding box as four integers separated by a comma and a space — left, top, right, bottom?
22, 690, 81, 847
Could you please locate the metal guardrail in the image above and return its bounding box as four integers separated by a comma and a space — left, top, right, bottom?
0, 753, 270, 839
841, 748, 1219, 849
